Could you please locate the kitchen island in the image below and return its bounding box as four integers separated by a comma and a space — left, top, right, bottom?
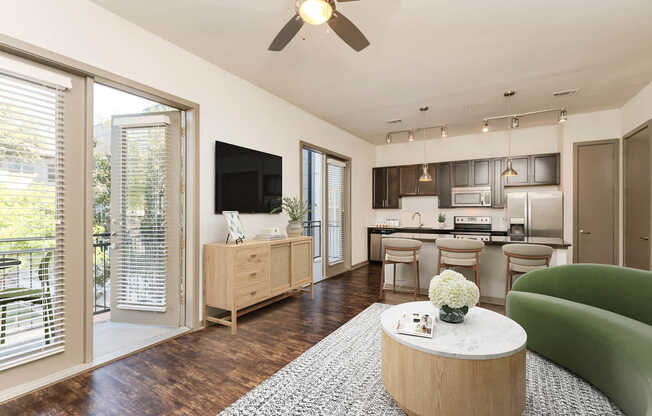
369, 227, 570, 305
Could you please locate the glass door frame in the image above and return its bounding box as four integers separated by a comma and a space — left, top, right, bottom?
299, 141, 352, 279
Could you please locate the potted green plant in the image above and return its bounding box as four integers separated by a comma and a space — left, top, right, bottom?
273, 196, 311, 237
437, 213, 447, 229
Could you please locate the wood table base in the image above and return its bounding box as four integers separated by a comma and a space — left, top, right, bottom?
381, 332, 525, 416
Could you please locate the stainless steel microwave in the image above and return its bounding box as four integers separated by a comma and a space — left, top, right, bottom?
451, 187, 492, 207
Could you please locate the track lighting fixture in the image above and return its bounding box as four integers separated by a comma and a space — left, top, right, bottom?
559, 109, 568, 123
511, 117, 519, 129
441, 126, 448, 138
482, 120, 489, 133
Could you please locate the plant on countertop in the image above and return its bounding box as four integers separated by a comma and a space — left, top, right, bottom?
437, 213, 446, 223
273, 196, 311, 221
429, 270, 479, 324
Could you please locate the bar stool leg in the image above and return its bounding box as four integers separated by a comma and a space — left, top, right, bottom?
474, 252, 481, 290
505, 256, 511, 299
393, 263, 396, 293
380, 256, 386, 300
413, 259, 418, 300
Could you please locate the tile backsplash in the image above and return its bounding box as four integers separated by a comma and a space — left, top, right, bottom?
373, 196, 508, 231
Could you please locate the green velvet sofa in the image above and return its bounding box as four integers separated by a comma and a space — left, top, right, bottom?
506, 264, 652, 416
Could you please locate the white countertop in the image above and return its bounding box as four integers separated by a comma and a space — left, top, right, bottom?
380, 301, 527, 360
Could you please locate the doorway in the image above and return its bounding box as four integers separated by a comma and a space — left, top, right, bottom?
300, 143, 351, 281
624, 124, 651, 270
92, 84, 187, 362
573, 139, 620, 264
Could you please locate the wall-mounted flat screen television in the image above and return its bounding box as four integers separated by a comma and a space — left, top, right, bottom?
215, 141, 282, 214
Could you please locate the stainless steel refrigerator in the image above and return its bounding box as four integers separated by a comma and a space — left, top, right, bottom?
506, 191, 563, 238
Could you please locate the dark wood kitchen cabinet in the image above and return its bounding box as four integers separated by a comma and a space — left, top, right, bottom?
399, 165, 419, 196
453, 161, 471, 187
492, 158, 506, 208
472, 159, 492, 187
531, 153, 560, 185
373, 167, 400, 209
436, 163, 453, 208
505, 156, 530, 186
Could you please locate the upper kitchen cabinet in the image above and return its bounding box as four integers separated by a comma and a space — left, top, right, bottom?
505, 156, 530, 186
399, 165, 419, 196
417, 164, 437, 195
531, 153, 560, 185
453, 161, 472, 187
472, 159, 492, 187
373, 167, 400, 209
492, 158, 506, 208
436, 163, 453, 208
504, 153, 560, 187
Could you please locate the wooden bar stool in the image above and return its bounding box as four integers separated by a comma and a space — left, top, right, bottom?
435, 238, 484, 290
379, 238, 422, 301
503, 244, 553, 298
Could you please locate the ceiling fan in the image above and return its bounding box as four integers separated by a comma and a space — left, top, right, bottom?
269, 0, 370, 52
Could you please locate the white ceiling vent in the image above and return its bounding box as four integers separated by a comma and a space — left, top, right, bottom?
553, 88, 580, 97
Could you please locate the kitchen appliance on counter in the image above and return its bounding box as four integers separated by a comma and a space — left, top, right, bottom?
451, 186, 492, 207
506, 191, 563, 239
452, 216, 492, 242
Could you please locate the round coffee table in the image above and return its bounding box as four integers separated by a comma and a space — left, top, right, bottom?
380, 301, 527, 416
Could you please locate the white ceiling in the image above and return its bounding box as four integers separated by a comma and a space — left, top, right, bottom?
91, 0, 652, 144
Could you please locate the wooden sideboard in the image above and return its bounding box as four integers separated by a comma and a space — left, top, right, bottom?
203, 236, 313, 334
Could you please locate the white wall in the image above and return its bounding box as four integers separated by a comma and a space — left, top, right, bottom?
622, 81, 652, 134
375, 109, 623, 262
0, 1, 374, 268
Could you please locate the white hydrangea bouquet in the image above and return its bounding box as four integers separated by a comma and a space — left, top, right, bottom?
428, 269, 480, 324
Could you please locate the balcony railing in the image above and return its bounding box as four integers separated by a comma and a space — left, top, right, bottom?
303, 220, 321, 260
0, 234, 111, 321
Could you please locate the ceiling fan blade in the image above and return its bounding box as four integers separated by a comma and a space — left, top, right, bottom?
327, 11, 370, 52
268, 14, 304, 51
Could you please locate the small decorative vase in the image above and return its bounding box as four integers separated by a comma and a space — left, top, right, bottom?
286, 220, 303, 237
439, 305, 469, 324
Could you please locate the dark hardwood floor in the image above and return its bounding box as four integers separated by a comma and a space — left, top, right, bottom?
2, 264, 504, 416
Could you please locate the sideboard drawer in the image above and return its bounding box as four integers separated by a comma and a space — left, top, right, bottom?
234, 266, 268, 288
235, 281, 270, 307
235, 246, 269, 269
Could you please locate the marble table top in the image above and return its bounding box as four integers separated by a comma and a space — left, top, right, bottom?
380, 301, 527, 360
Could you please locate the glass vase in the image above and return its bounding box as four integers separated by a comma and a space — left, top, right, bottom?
439, 305, 469, 324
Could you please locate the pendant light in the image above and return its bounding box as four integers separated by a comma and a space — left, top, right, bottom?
501, 92, 518, 177
419, 129, 432, 182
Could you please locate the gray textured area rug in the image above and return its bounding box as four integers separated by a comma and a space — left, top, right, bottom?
219, 303, 623, 416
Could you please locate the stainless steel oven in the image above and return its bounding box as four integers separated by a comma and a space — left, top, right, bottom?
451, 187, 492, 207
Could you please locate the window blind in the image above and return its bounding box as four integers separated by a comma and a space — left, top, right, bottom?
327, 158, 345, 266
0, 71, 66, 370
114, 121, 170, 312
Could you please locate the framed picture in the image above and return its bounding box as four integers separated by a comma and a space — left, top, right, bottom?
223, 211, 245, 244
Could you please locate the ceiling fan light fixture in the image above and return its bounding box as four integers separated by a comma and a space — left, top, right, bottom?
298, 0, 333, 25
419, 163, 433, 182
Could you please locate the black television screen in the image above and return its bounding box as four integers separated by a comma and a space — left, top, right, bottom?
215, 141, 282, 213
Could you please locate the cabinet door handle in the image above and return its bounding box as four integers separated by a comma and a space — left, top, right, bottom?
642, 236, 650, 241
579, 229, 591, 235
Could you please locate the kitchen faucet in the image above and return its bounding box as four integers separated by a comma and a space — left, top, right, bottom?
412, 211, 423, 228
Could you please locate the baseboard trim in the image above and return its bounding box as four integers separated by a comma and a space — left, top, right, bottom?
351, 261, 369, 270
0, 326, 193, 405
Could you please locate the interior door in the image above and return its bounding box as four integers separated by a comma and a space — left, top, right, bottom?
574, 140, 619, 264
624, 127, 651, 270
325, 157, 349, 277
110, 111, 182, 327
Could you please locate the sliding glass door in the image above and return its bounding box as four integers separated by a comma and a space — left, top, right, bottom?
0, 51, 87, 385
